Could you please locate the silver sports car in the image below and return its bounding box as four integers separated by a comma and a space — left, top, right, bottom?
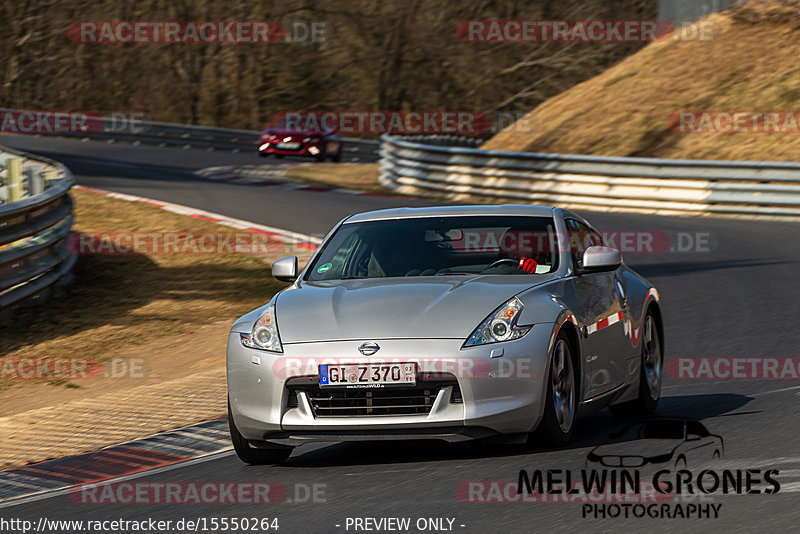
227, 205, 664, 464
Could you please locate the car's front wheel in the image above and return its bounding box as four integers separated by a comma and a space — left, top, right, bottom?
228, 400, 293, 465
609, 310, 662, 416
532, 332, 576, 446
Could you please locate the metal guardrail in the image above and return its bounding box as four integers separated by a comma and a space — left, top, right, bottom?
658, 0, 740, 26
0, 146, 75, 308
379, 135, 800, 218
396, 135, 483, 148
0, 110, 380, 161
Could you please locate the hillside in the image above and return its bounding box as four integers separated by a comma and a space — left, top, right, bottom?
482, 1, 800, 161
0, 0, 653, 132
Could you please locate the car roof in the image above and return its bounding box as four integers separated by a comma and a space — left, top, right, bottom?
623, 417, 702, 427
344, 204, 557, 223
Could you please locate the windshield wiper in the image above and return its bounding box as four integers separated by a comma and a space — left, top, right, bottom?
433, 272, 475, 276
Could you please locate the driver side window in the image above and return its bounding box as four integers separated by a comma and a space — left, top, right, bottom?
686, 421, 710, 438
565, 219, 603, 270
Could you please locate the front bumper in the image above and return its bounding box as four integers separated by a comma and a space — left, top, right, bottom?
258, 138, 326, 157
226, 325, 553, 446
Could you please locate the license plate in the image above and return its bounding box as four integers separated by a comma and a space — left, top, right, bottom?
275, 142, 300, 150
319, 363, 416, 388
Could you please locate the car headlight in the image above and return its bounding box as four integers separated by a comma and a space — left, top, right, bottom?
646, 453, 673, 464
463, 297, 532, 347
240, 304, 283, 352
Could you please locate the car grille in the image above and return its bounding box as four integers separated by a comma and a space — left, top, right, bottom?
286, 377, 461, 417
598, 455, 646, 467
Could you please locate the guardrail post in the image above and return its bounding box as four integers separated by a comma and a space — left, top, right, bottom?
27, 168, 43, 196
7, 158, 23, 202
43, 170, 60, 190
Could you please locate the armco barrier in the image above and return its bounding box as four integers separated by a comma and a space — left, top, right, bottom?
0, 146, 75, 308
379, 135, 800, 218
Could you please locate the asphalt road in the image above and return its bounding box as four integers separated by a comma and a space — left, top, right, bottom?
2, 134, 800, 533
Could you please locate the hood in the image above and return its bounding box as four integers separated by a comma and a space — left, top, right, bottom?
590, 438, 683, 459
275, 275, 558, 343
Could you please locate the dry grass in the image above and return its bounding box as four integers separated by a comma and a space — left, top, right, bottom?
482, 1, 800, 162
285, 163, 389, 193
0, 189, 308, 394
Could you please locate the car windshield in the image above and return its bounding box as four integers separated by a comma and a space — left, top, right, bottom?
306, 215, 559, 281
637, 421, 685, 440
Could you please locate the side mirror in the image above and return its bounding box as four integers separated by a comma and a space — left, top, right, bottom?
272, 256, 298, 283
581, 246, 622, 273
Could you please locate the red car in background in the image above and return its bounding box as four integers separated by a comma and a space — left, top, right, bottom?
258, 116, 342, 162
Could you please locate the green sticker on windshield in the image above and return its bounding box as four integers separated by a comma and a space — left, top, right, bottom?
317, 263, 332, 273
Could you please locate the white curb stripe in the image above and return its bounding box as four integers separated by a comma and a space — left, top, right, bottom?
74, 185, 322, 250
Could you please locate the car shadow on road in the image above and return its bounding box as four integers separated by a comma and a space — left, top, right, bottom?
281, 393, 753, 468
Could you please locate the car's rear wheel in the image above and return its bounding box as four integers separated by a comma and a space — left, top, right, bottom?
228, 400, 292, 465
609, 311, 662, 416
532, 333, 576, 446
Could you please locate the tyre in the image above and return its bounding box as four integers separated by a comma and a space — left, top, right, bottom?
331, 146, 342, 162
228, 400, 292, 465
532, 332, 576, 446
316, 142, 327, 162
609, 310, 662, 417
